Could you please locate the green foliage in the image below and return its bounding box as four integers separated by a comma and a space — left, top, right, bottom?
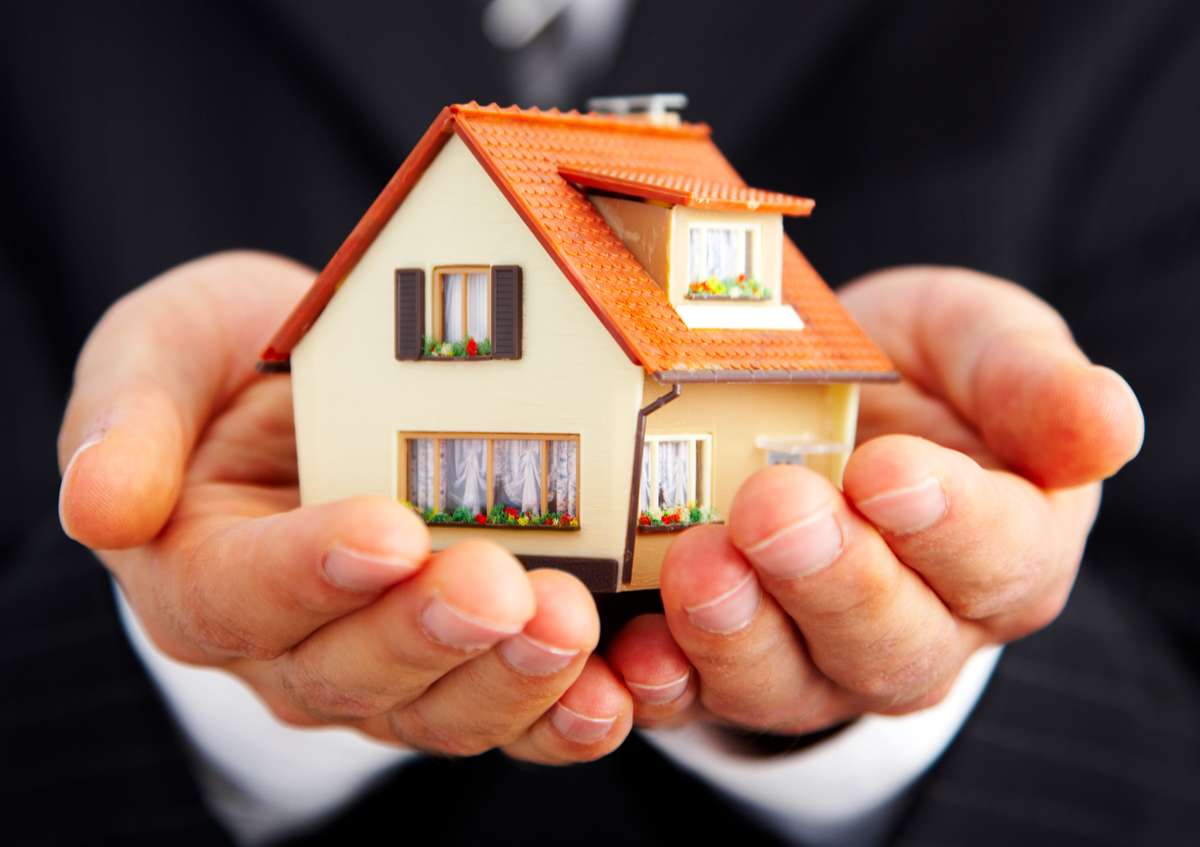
449, 506, 472, 523
478, 337, 493, 356
422, 336, 437, 355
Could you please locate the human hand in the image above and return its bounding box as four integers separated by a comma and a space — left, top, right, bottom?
58, 251, 631, 762
606, 267, 1144, 733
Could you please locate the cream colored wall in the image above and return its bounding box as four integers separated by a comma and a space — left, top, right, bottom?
290, 134, 645, 562
629, 378, 859, 589
590, 196, 672, 290
669, 207, 784, 307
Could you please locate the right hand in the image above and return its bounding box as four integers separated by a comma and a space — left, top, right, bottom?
57, 250, 632, 762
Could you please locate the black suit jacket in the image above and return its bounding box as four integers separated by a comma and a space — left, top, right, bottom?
2, 2, 1198, 844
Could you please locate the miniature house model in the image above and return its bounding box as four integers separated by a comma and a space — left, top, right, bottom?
260, 99, 896, 592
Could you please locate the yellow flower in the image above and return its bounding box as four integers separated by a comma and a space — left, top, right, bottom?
517, 515, 530, 526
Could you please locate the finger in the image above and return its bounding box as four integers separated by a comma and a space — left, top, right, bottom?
727, 465, 975, 712
843, 434, 1097, 636
58, 251, 313, 548
265, 540, 535, 722
606, 614, 698, 727
840, 266, 1144, 488
502, 655, 633, 765
378, 569, 596, 754
127, 495, 431, 664
658, 526, 844, 733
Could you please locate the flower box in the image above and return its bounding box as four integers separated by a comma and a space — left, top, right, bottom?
405, 502, 580, 530
637, 505, 717, 533
685, 274, 771, 301
421, 336, 494, 359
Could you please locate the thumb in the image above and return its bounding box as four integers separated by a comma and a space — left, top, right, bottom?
58, 251, 313, 549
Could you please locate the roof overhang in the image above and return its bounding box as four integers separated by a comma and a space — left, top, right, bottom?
558, 163, 814, 216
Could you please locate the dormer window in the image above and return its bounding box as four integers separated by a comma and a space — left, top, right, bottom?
686, 224, 770, 301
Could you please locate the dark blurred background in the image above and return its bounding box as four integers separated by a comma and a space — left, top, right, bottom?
2, 2, 1197, 844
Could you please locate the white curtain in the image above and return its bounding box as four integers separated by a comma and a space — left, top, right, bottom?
442, 438, 487, 513
688, 227, 747, 281
407, 438, 435, 510
443, 273, 465, 342
546, 440, 577, 515
494, 439, 542, 513
658, 440, 690, 509
638, 444, 652, 511
467, 271, 489, 342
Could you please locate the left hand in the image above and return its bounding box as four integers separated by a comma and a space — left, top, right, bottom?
605, 266, 1144, 733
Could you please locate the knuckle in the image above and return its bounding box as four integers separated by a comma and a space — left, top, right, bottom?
279, 656, 383, 720
388, 706, 503, 758
262, 693, 322, 729
698, 688, 778, 731
1003, 585, 1072, 637
175, 575, 284, 661
838, 643, 945, 706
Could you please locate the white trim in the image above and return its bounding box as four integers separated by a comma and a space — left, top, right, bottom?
675, 303, 804, 330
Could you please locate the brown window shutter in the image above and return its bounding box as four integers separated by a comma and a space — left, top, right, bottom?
394, 268, 425, 360
490, 265, 522, 359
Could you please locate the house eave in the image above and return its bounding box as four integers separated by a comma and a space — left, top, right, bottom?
651, 368, 900, 384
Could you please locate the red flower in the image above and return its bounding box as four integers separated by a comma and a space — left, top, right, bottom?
737, 273, 746, 282
662, 513, 675, 525
466, 337, 479, 357
544, 516, 554, 525
474, 512, 487, 525
505, 507, 519, 518
638, 514, 651, 526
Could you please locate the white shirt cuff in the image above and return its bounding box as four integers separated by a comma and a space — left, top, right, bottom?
642, 645, 1002, 846
114, 583, 414, 845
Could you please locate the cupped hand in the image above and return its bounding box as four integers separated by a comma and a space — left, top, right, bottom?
58, 251, 631, 762
607, 266, 1144, 733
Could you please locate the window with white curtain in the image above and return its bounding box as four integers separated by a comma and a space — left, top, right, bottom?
440, 438, 488, 513
494, 439, 543, 514
401, 433, 580, 524
546, 439, 578, 515
688, 226, 754, 282
437, 268, 490, 343
640, 435, 711, 512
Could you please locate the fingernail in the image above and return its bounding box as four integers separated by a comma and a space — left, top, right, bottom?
684, 572, 760, 634
420, 595, 522, 651
741, 505, 843, 579
497, 634, 579, 676
550, 702, 617, 744
322, 546, 420, 593
855, 477, 948, 535
1092, 365, 1145, 457
58, 430, 106, 540
626, 671, 690, 705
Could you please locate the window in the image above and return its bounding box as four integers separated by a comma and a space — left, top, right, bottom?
435, 267, 490, 348
686, 225, 770, 301
395, 265, 522, 361
638, 435, 713, 530
401, 432, 579, 528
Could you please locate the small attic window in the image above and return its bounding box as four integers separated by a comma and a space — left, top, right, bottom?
686, 224, 771, 301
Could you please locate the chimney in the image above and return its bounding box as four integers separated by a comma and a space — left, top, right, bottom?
586, 93, 688, 127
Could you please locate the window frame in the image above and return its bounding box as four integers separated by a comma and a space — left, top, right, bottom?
431, 265, 491, 347
398, 431, 581, 529
643, 433, 713, 512
686, 223, 759, 287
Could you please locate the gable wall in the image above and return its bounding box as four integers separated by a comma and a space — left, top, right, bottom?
290, 134, 644, 562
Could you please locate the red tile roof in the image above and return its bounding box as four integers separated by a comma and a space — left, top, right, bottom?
557, 164, 814, 216
261, 103, 896, 382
